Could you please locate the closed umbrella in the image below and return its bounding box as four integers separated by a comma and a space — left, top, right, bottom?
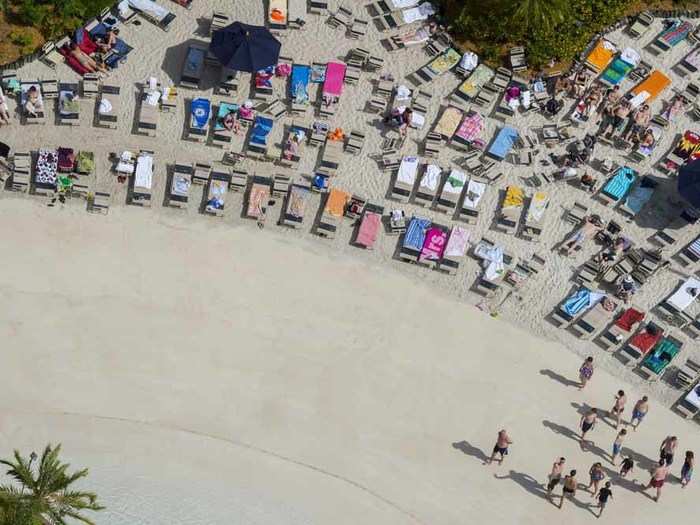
209, 22, 281, 72
678, 159, 700, 208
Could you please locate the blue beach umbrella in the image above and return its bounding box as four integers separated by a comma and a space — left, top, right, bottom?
678, 159, 700, 208
209, 22, 281, 72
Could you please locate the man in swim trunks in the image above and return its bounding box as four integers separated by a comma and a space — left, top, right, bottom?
559, 470, 578, 509
659, 436, 678, 466
611, 429, 627, 465
487, 429, 513, 466
630, 396, 649, 431
596, 481, 613, 517
564, 215, 603, 256
547, 457, 566, 498
609, 389, 626, 429
580, 408, 598, 448
644, 459, 669, 502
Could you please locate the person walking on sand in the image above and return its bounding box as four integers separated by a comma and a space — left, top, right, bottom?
578, 356, 595, 389
609, 390, 626, 429
587, 462, 606, 496
580, 408, 598, 447
559, 470, 578, 509
547, 457, 566, 498
659, 436, 678, 466
611, 429, 627, 465
630, 396, 649, 431
487, 429, 513, 465
644, 459, 669, 502
681, 451, 694, 488
596, 481, 613, 518
620, 456, 634, 478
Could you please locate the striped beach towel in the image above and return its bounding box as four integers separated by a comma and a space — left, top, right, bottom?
404, 217, 431, 251
603, 167, 638, 200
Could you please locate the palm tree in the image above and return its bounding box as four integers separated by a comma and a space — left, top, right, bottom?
0, 444, 104, 525
509, 0, 569, 34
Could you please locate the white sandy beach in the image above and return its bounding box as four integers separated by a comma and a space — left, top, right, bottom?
1, 0, 700, 523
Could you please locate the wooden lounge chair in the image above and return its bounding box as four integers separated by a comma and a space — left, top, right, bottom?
97, 84, 120, 129
628, 11, 653, 38
10, 151, 31, 192
81, 73, 100, 98
677, 236, 700, 268
180, 43, 207, 89
57, 83, 80, 126
617, 321, 664, 366
168, 161, 193, 209
210, 10, 230, 35
20, 81, 46, 125
281, 183, 311, 228
204, 167, 230, 217
349, 18, 368, 39
328, 4, 353, 28
137, 83, 159, 137
345, 130, 365, 155
414, 163, 441, 207
496, 186, 524, 234
272, 173, 291, 198
309, 0, 329, 15
637, 335, 683, 381
314, 188, 349, 238
597, 307, 645, 351
216, 67, 238, 96
389, 156, 419, 202
88, 190, 110, 214
571, 300, 617, 339
229, 166, 248, 193
130, 150, 155, 207
521, 192, 549, 241
435, 169, 466, 214
317, 140, 343, 176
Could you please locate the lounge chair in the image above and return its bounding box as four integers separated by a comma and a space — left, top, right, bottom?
210, 10, 230, 34
269, 0, 288, 30
628, 11, 653, 38
320, 62, 346, 118
211, 102, 240, 148
81, 72, 99, 98
676, 377, 700, 418
598, 166, 638, 206
413, 48, 461, 84
20, 81, 46, 124
617, 321, 664, 365
551, 287, 603, 327
138, 80, 160, 136
438, 226, 470, 274
449, 64, 495, 108
450, 110, 485, 152
130, 150, 154, 206
571, 299, 617, 339
389, 156, 419, 202
246, 176, 272, 220
629, 125, 662, 163
459, 179, 486, 224
253, 65, 275, 99
246, 116, 274, 159
328, 3, 353, 29
649, 19, 693, 53
88, 190, 110, 214
33, 148, 58, 195
345, 130, 365, 155
317, 140, 343, 176
192, 162, 211, 185
187, 97, 211, 142
204, 169, 230, 217
375, 2, 436, 32
281, 184, 311, 227
418, 224, 449, 268
315, 188, 349, 238
349, 18, 369, 39
425, 31, 453, 57
435, 169, 466, 213
509, 46, 526, 72
658, 277, 700, 327
262, 97, 287, 121
414, 163, 441, 207
57, 83, 80, 126
497, 185, 524, 234
180, 43, 206, 89
399, 216, 431, 262
290, 64, 311, 114
619, 176, 657, 219
309, 0, 329, 15
662, 130, 700, 172
627, 70, 671, 108
354, 204, 384, 249
598, 307, 645, 350
127, 0, 176, 30
584, 39, 616, 74
486, 126, 519, 161
472, 238, 510, 295
432, 105, 463, 141
368, 0, 419, 16
280, 124, 307, 168
521, 192, 549, 241
10, 151, 30, 192
677, 235, 700, 268
229, 166, 248, 193
382, 22, 433, 50
216, 67, 238, 96
97, 84, 120, 129
638, 335, 683, 381
599, 48, 640, 87
168, 161, 192, 209
677, 47, 700, 76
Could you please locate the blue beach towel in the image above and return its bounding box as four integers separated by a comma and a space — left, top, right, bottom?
488, 126, 519, 160
251, 116, 273, 146
190, 98, 211, 129
601, 57, 635, 85
403, 217, 431, 251
603, 167, 638, 200
290, 64, 310, 104
563, 289, 591, 316
624, 183, 654, 214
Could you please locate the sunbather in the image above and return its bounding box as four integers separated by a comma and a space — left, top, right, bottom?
633, 127, 656, 150
563, 215, 603, 255
596, 236, 631, 264
622, 104, 650, 141
599, 101, 631, 138
24, 85, 43, 116
69, 43, 107, 73
284, 129, 304, 160
396, 21, 438, 44
597, 85, 621, 123
221, 109, 241, 134
95, 29, 119, 53
582, 85, 603, 117
580, 172, 598, 193
661, 95, 685, 122
0, 87, 10, 125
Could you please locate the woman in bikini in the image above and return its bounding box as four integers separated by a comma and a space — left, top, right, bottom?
587, 463, 605, 497
69, 43, 107, 73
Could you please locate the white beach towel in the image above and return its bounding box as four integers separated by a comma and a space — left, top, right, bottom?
134, 153, 153, 189
128, 0, 170, 20
621, 47, 641, 66
667, 277, 700, 311
443, 169, 466, 195
462, 179, 485, 209
402, 2, 435, 24
98, 98, 113, 114
420, 163, 441, 191
397, 156, 419, 185
444, 226, 470, 257
410, 112, 425, 129
391, 0, 420, 8
603, 40, 617, 52
459, 51, 478, 71
395, 85, 412, 101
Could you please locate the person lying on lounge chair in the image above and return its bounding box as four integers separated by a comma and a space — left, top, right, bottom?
580, 172, 598, 193
0, 87, 10, 125
622, 104, 650, 142
69, 43, 107, 73
563, 215, 604, 256
95, 29, 119, 53
284, 129, 305, 160
632, 127, 655, 150
24, 86, 43, 116
661, 96, 685, 122
221, 109, 241, 134
597, 236, 631, 264
396, 22, 438, 44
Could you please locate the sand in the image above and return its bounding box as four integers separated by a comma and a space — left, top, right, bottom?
1, 1, 700, 523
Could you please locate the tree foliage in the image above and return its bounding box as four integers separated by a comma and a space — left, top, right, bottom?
5, 0, 114, 40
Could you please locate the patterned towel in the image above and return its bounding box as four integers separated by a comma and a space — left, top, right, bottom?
603, 167, 637, 200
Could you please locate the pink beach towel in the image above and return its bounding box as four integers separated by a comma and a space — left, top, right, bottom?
419, 227, 447, 261
356, 211, 381, 248
454, 111, 483, 142
323, 62, 346, 96
444, 226, 470, 257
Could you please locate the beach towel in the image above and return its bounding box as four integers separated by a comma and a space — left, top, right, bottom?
420, 227, 447, 261
601, 52, 637, 85
76, 151, 94, 174
635, 126, 661, 157
454, 111, 483, 143
427, 48, 461, 75
586, 39, 616, 72
434, 106, 463, 137
563, 289, 591, 316
127, 0, 171, 21
398, 156, 419, 185
57, 148, 75, 172
183, 46, 204, 78
457, 64, 493, 99
631, 70, 671, 102
443, 169, 466, 196
688, 236, 700, 258
134, 153, 153, 189
526, 192, 549, 223
667, 277, 700, 311
503, 185, 524, 209
255, 66, 274, 88
290, 64, 310, 104
615, 308, 645, 332
459, 51, 478, 71
658, 19, 693, 47
214, 102, 239, 131
401, 2, 435, 24
419, 163, 441, 191
248, 184, 269, 218
357, 211, 381, 248
623, 181, 654, 214
682, 47, 700, 72
269, 0, 287, 24
474, 241, 504, 281
310, 64, 326, 83
326, 188, 350, 217
390, 0, 420, 8
190, 98, 210, 129
171, 173, 190, 197
488, 126, 519, 160
642, 337, 680, 374
462, 180, 486, 209
206, 179, 227, 211
671, 131, 700, 165
20, 83, 42, 111
58, 89, 79, 116
404, 217, 430, 250
602, 166, 638, 200
444, 226, 470, 257
251, 116, 273, 147
35, 149, 58, 186
323, 62, 346, 97
288, 185, 309, 219
630, 324, 663, 353
685, 384, 700, 409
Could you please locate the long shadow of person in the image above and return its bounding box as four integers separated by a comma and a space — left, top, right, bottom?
570, 401, 618, 429
452, 441, 489, 464
622, 447, 657, 472
542, 420, 610, 462
540, 368, 580, 388
493, 470, 555, 505
601, 465, 644, 494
